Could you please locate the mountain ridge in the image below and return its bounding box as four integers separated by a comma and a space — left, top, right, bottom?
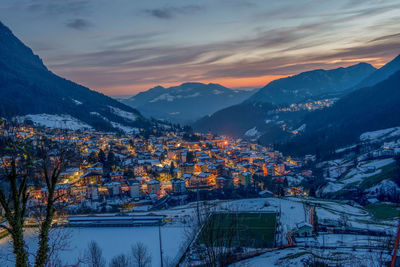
193, 61, 377, 137
122, 82, 255, 123
246, 62, 376, 105
0, 21, 152, 133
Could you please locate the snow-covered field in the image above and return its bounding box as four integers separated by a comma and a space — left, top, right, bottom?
15, 114, 92, 130
0, 197, 395, 267
108, 106, 138, 122
0, 226, 186, 267
110, 122, 140, 135
360, 127, 400, 142
320, 157, 396, 195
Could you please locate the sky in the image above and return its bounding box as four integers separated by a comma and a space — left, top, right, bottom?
0, 0, 399, 96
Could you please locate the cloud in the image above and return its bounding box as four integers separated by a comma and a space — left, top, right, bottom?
27, 0, 90, 16
66, 18, 92, 30
144, 5, 203, 19
369, 33, 400, 43
21, 0, 398, 94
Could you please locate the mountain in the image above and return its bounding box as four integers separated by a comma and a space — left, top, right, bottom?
193, 62, 376, 138
353, 53, 400, 90
246, 63, 376, 105
278, 70, 400, 155
121, 83, 255, 123
0, 21, 151, 133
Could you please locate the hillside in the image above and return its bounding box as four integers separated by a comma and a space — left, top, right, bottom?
354, 53, 400, 90
122, 83, 254, 123
0, 21, 151, 133
193, 63, 376, 139
278, 70, 400, 155
246, 63, 376, 105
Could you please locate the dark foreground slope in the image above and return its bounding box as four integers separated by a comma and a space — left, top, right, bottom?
0, 21, 150, 132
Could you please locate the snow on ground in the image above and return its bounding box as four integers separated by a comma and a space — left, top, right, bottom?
90, 111, 139, 134
360, 127, 400, 142
15, 114, 92, 131
284, 175, 305, 187
184, 92, 200, 98
0, 226, 185, 267
0, 197, 393, 267
335, 144, 357, 153
293, 124, 306, 133
108, 106, 137, 121
231, 246, 391, 267
231, 247, 306, 267
90, 111, 101, 116
150, 93, 180, 102
71, 99, 82, 105
110, 122, 139, 135
244, 127, 259, 137
213, 89, 223, 95
321, 182, 345, 194
220, 198, 306, 245
366, 179, 400, 197
320, 158, 395, 195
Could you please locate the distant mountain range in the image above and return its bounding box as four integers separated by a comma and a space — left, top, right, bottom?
246, 62, 376, 104
193, 62, 377, 137
121, 83, 255, 123
0, 21, 152, 133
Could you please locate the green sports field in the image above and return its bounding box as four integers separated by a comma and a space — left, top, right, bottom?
198, 212, 277, 248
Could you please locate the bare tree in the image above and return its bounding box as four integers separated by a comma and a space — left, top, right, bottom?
0, 124, 75, 267
109, 254, 129, 267
43, 227, 72, 267
85, 241, 106, 267
184, 201, 239, 267
34, 141, 72, 267
130, 242, 152, 267
0, 138, 33, 267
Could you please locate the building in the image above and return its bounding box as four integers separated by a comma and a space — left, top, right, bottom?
294, 222, 313, 237
147, 179, 161, 195
171, 178, 186, 194
87, 184, 99, 200
128, 179, 142, 198
239, 171, 252, 186
216, 176, 233, 189
81, 171, 102, 185
106, 182, 121, 196
110, 171, 124, 181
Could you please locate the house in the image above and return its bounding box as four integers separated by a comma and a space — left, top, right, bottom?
134, 165, 146, 177
171, 178, 186, 194
128, 179, 142, 199
294, 222, 313, 237
239, 171, 252, 186
216, 176, 233, 190
147, 180, 161, 195
180, 163, 194, 175
196, 172, 211, 185
106, 182, 121, 196
81, 171, 102, 185
110, 171, 124, 181
259, 190, 273, 198
86, 184, 99, 200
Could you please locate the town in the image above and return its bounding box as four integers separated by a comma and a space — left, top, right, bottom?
1, 120, 400, 266
1, 121, 313, 215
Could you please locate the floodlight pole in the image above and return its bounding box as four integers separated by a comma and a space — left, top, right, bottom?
159, 220, 164, 267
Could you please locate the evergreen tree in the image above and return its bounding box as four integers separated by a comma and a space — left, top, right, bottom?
186, 151, 194, 163
98, 149, 106, 165
107, 151, 116, 169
